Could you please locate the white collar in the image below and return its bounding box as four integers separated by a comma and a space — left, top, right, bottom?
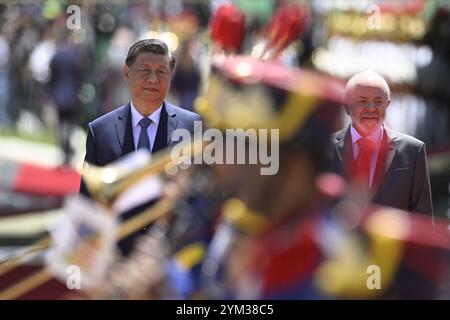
130, 101, 162, 129
350, 124, 383, 145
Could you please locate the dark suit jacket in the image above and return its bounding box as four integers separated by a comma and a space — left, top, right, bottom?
84, 101, 201, 166
81, 101, 200, 255
330, 125, 433, 216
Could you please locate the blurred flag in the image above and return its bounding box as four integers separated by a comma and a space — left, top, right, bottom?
0, 160, 80, 197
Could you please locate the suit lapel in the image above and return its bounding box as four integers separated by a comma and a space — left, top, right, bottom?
114, 103, 135, 156
152, 101, 179, 153
165, 102, 179, 145
370, 126, 399, 201
383, 126, 398, 174
334, 128, 346, 165
334, 125, 355, 179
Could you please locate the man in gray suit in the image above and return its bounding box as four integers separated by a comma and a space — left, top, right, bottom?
331, 70, 433, 216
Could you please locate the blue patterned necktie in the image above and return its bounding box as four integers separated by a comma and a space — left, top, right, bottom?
137, 117, 152, 152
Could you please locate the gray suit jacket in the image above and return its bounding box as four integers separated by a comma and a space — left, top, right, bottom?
330, 125, 433, 216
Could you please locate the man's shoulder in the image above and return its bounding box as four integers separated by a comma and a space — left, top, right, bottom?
89, 104, 129, 128
386, 127, 425, 149
165, 102, 201, 122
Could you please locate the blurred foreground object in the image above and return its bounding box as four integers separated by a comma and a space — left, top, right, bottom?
0, 160, 80, 217
209, 3, 246, 53
265, 3, 310, 59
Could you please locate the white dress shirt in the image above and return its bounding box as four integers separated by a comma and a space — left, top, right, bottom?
350, 124, 383, 187
130, 101, 162, 152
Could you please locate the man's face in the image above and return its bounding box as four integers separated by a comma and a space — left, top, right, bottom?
124, 52, 172, 114
346, 85, 390, 136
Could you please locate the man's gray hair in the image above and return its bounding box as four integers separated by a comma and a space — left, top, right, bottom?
345, 70, 391, 99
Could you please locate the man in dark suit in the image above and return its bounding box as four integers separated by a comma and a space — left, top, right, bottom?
330, 70, 433, 216
84, 38, 200, 167
80, 38, 201, 254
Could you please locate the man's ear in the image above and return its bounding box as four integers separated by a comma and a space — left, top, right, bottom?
124, 64, 130, 82
386, 99, 391, 109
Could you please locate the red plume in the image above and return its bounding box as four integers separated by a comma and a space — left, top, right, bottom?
379, 0, 425, 15
266, 4, 310, 54
210, 3, 246, 52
